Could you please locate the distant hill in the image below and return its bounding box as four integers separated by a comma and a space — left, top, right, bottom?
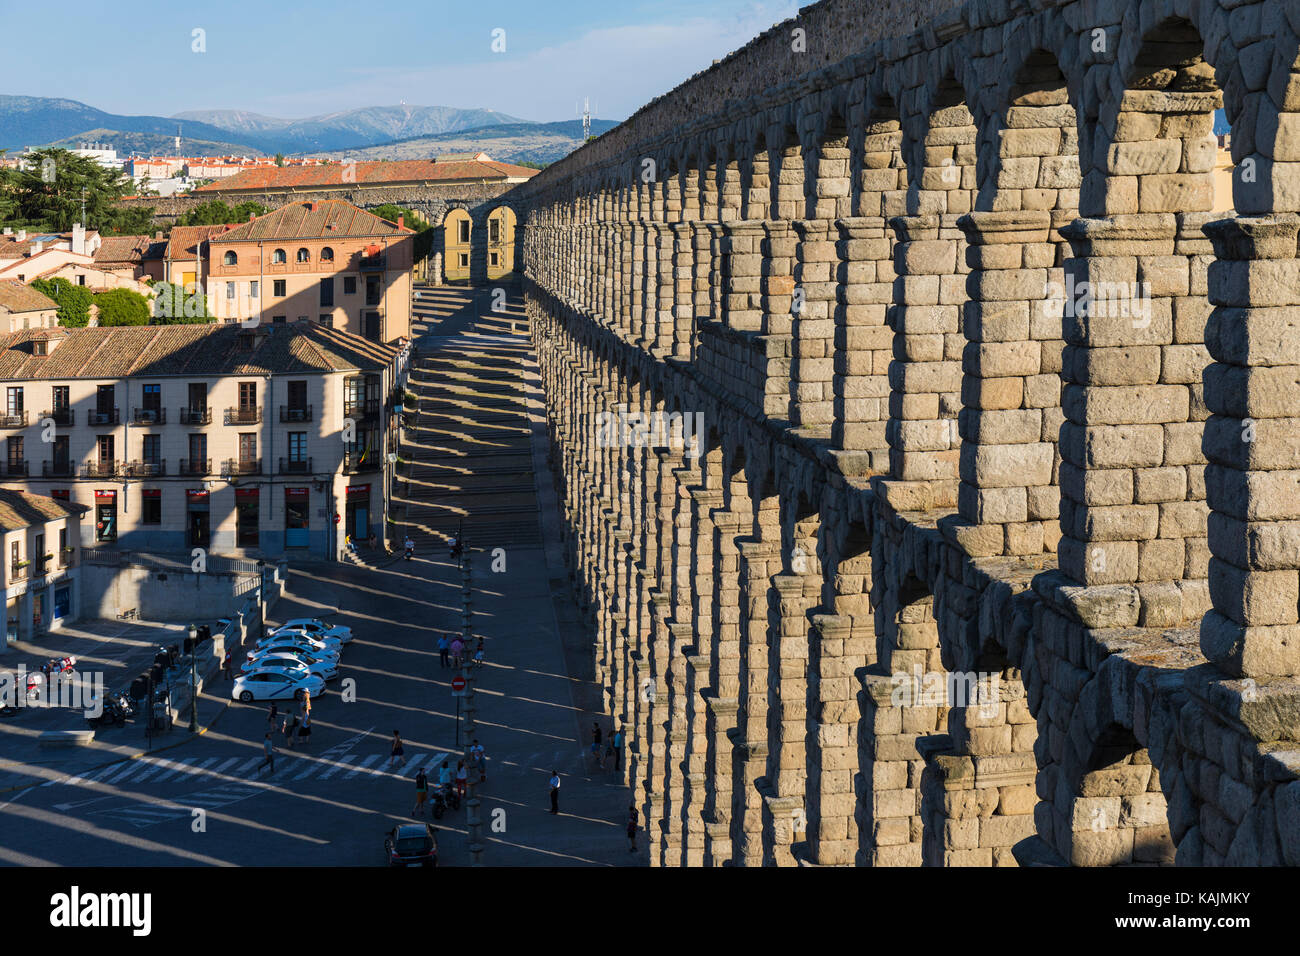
307, 119, 620, 166
173, 105, 529, 154
0, 94, 260, 152
43, 128, 264, 159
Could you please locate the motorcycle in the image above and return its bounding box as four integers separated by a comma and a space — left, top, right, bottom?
86, 695, 127, 729
430, 785, 448, 819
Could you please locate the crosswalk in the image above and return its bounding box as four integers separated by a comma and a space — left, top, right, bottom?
41, 750, 456, 792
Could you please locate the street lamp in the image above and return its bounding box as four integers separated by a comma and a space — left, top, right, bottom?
188, 623, 198, 733
256, 559, 268, 639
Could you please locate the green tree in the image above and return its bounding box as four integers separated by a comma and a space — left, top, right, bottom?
6, 148, 154, 234
274, 153, 285, 167
93, 287, 151, 326
30, 277, 92, 327
175, 199, 268, 227
369, 204, 435, 261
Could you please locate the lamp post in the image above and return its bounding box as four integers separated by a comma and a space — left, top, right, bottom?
188, 623, 198, 733
256, 559, 267, 639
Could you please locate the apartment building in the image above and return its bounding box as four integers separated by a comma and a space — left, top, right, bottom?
0, 281, 58, 333
0, 488, 87, 647
0, 322, 408, 562
205, 199, 415, 342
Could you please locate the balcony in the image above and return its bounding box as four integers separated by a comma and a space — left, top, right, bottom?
279, 456, 313, 475
42, 460, 73, 478
222, 458, 261, 477
42, 408, 73, 427
179, 407, 212, 425
10, 561, 26, 582
0, 460, 28, 477
344, 450, 379, 473
125, 459, 166, 478
132, 407, 166, 425
280, 405, 313, 423
224, 406, 262, 425
359, 255, 386, 272
0, 410, 28, 428
343, 399, 380, 420
178, 458, 211, 476
83, 460, 121, 478
87, 408, 120, 426
58, 547, 75, 569
31, 555, 50, 577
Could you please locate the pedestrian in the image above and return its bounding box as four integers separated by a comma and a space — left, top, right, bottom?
470, 739, 486, 782
388, 730, 406, 771
413, 767, 429, 816
604, 733, 615, 771
437, 635, 450, 669
437, 758, 453, 792
450, 637, 464, 670
257, 731, 276, 775
627, 803, 639, 852
591, 721, 602, 767
297, 704, 312, 749
284, 710, 300, 748
404, 535, 414, 560
472, 639, 485, 669
455, 759, 468, 799
549, 770, 560, 815
267, 702, 279, 731
222, 650, 233, 679
612, 725, 624, 772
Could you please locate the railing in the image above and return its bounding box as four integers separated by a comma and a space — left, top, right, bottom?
83, 460, 121, 478
81, 548, 262, 576
222, 458, 261, 476
279, 456, 312, 475
125, 459, 166, 478
179, 407, 212, 425
280, 405, 313, 423
42, 460, 73, 478
224, 406, 262, 425
31, 555, 50, 576
10, 562, 26, 581
343, 399, 380, 420
87, 407, 120, 426
178, 458, 211, 476
0, 460, 28, 477
344, 451, 379, 473
132, 407, 166, 424
58, 548, 75, 569
0, 410, 28, 428
42, 408, 72, 427
359, 255, 386, 272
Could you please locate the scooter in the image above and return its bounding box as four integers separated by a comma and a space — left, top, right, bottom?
430, 785, 448, 820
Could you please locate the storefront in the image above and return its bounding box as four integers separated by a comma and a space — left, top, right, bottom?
187, 489, 210, 548
285, 487, 310, 549
346, 484, 371, 541
236, 488, 260, 547
94, 490, 117, 542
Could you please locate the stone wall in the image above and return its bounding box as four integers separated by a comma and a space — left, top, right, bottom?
517, 0, 1300, 866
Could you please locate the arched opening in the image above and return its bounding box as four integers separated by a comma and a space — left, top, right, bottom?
442, 208, 472, 284
483, 206, 517, 281
222, 251, 237, 266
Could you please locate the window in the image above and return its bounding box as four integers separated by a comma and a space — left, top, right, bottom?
238, 433, 257, 463
490, 252, 498, 266
296, 247, 310, 263
187, 383, 206, 412
458, 220, 470, 243
142, 434, 161, 464
142, 495, 161, 525
343, 277, 356, 295
249, 280, 259, 298
321, 247, 334, 261
96, 435, 114, 464
459, 254, 468, 268
287, 380, 307, 411
188, 433, 207, 466
52, 435, 69, 468
142, 383, 161, 412
288, 432, 307, 461
226, 281, 236, 300
96, 384, 114, 413
272, 248, 286, 264
7, 435, 23, 466
6, 387, 22, 417
223, 251, 237, 266
319, 277, 334, 307
318, 314, 332, 327
273, 279, 286, 297
239, 382, 257, 411
365, 277, 380, 306
489, 218, 500, 243
76, 274, 85, 286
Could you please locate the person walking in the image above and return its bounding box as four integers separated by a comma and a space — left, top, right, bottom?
404, 535, 414, 560
437, 635, 450, 669
388, 730, 406, 771
222, 650, 233, 680
612, 725, 624, 772
470, 739, 486, 782
454, 759, 468, 800
267, 702, 279, 732
412, 767, 429, 816
257, 732, 276, 775
438, 758, 453, 796
590, 722, 602, 768
472, 639, 485, 669
450, 637, 464, 670
297, 703, 312, 749
284, 709, 301, 749
627, 803, 639, 852
548, 770, 561, 814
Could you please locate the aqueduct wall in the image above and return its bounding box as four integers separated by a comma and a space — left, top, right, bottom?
512, 0, 1300, 866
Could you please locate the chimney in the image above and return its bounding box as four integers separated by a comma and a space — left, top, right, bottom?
398, 215, 404, 230
154, 231, 163, 240
2, 227, 10, 236
30, 241, 42, 255
249, 212, 256, 222
72, 222, 86, 256
16, 229, 26, 242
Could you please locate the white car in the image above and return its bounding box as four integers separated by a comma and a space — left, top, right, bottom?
244, 651, 338, 682
253, 632, 339, 660
274, 618, 353, 644
232, 669, 324, 702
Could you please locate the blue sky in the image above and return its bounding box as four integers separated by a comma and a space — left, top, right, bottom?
2, 0, 800, 122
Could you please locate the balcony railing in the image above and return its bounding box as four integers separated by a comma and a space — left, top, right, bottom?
224, 406, 262, 425
87, 408, 120, 426
132, 407, 166, 425
222, 458, 261, 476
42, 408, 73, 427
280, 405, 313, 423
0, 460, 28, 477
10, 562, 26, 581
83, 460, 121, 478
279, 457, 313, 475
359, 255, 386, 272
343, 399, 380, 420
178, 458, 211, 476
179, 407, 212, 425
125, 459, 166, 478
31, 556, 50, 576
0, 410, 28, 428
42, 460, 73, 478
58, 548, 75, 569
344, 450, 379, 473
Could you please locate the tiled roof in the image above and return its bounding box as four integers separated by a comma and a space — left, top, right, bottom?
93, 235, 152, 269
0, 488, 88, 532
0, 231, 79, 259
0, 279, 57, 313
215, 200, 414, 242
0, 322, 399, 380
165, 225, 237, 260
196, 158, 538, 193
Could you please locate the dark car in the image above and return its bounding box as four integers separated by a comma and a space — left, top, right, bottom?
384, 823, 438, 867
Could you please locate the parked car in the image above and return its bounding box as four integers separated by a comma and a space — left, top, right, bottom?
243, 651, 338, 682
232, 669, 325, 702
273, 618, 353, 644
384, 823, 438, 867
252, 632, 339, 660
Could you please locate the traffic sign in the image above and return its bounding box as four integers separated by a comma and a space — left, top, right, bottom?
451, 675, 467, 697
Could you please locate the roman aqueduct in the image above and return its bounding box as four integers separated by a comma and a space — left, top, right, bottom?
511, 0, 1300, 865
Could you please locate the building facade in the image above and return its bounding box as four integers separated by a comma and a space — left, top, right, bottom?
0, 488, 87, 648
0, 323, 407, 562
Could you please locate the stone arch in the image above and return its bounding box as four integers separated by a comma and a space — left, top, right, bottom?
855, 88, 906, 219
